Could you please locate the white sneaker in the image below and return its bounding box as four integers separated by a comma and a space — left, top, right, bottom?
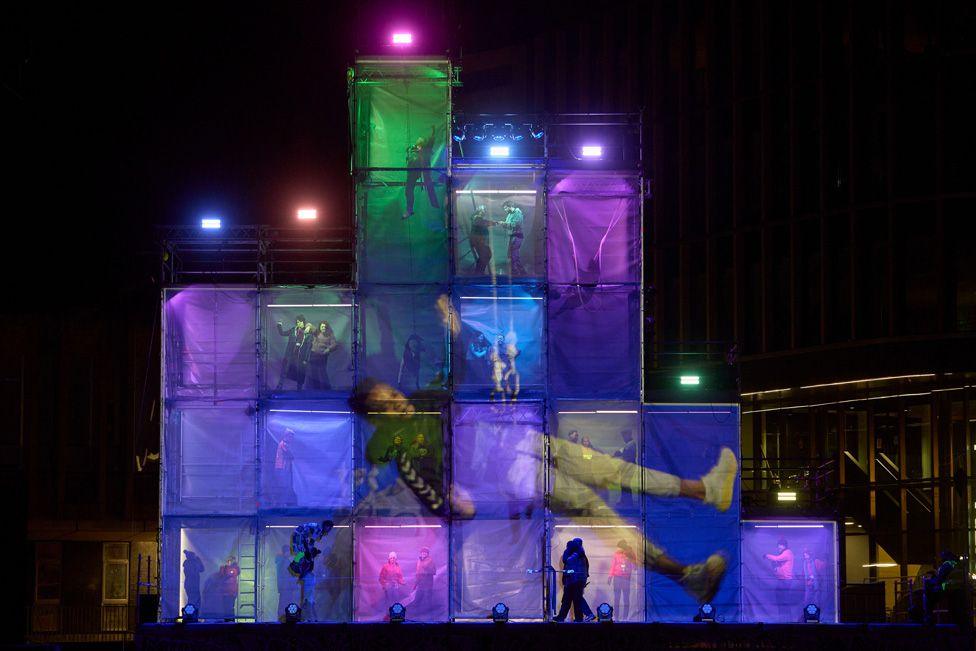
701, 447, 737, 512
680, 553, 727, 604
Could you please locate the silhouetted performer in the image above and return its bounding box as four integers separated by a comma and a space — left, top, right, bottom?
924, 549, 965, 626
276, 316, 312, 390
182, 550, 204, 607
468, 205, 492, 274
274, 429, 297, 506
289, 520, 335, 621
500, 200, 526, 275
398, 334, 426, 393
404, 125, 439, 218
554, 538, 595, 622
413, 547, 436, 617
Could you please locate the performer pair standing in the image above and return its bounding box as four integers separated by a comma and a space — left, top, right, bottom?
467, 202, 526, 276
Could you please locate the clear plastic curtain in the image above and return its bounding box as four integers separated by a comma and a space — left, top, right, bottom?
451, 402, 544, 518
261, 405, 354, 511
261, 287, 355, 395
161, 517, 254, 620
256, 517, 353, 622
551, 520, 645, 621
452, 172, 545, 278
547, 285, 641, 400
741, 521, 839, 623
354, 518, 450, 621
451, 517, 545, 619
357, 284, 449, 393
164, 288, 258, 400
643, 405, 741, 621
164, 405, 256, 516
357, 180, 450, 284
546, 171, 641, 285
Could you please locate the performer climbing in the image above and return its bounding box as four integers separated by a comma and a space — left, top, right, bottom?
404, 125, 439, 219
289, 520, 335, 621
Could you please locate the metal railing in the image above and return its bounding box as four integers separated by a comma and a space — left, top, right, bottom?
28, 604, 132, 643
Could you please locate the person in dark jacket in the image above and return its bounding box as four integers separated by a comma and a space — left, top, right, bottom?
275, 315, 313, 390
182, 550, 204, 608
554, 538, 595, 622
403, 125, 440, 219
397, 334, 426, 393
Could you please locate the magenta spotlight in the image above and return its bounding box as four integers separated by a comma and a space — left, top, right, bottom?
296, 207, 318, 221
391, 32, 413, 45
581, 145, 603, 158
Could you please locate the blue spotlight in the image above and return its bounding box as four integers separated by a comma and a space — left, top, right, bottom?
804, 603, 820, 623
181, 603, 199, 623
389, 602, 406, 623
489, 145, 510, 157
491, 602, 510, 623
200, 217, 221, 230
696, 602, 715, 622
284, 602, 301, 623
597, 602, 614, 623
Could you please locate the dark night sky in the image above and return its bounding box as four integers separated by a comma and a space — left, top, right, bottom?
4, 1, 588, 308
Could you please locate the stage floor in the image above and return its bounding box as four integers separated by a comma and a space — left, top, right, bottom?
137, 621, 971, 650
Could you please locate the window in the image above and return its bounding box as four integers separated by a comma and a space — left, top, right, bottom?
35, 542, 61, 604
102, 542, 130, 605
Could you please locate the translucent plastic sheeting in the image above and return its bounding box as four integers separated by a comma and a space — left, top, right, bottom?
354, 518, 449, 622
551, 520, 645, 622
549, 403, 641, 517
452, 285, 545, 399
547, 172, 641, 285
452, 517, 545, 619
257, 517, 353, 622
643, 405, 741, 621
164, 405, 256, 516
451, 403, 544, 518
262, 288, 355, 396
261, 405, 354, 511
358, 285, 449, 394
161, 517, 254, 620
164, 288, 258, 400
351, 59, 451, 179
548, 285, 640, 400
356, 411, 447, 518
741, 520, 839, 623
452, 172, 545, 279
357, 180, 449, 284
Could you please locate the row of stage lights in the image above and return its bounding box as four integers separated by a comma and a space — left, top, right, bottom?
182, 600, 822, 625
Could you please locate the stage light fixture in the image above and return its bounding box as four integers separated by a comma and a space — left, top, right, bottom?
297, 208, 317, 221
803, 603, 820, 623
181, 603, 199, 623
696, 602, 715, 622
389, 602, 406, 623
489, 145, 510, 157
680, 375, 700, 385
201, 218, 221, 230
392, 32, 413, 45
777, 491, 797, 502
597, 602, 614, 622
581, 145, 603, 158
491, 602, 510, 623
284, 602, 301, 623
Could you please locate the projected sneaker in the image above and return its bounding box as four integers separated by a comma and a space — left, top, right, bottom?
701, 447, 737, 512
680, 553, 727, 604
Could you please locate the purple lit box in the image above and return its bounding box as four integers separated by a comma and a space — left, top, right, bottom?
163, 287, 259, 400
163, 404, 257, 516
451, 402, 544, 518
548, 285, 640, 399
741, 520, 839, 623
353, 517, 449, 622
546, 171, 641, 285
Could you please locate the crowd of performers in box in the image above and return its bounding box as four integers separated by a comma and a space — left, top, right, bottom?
275, 315, 339, 391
